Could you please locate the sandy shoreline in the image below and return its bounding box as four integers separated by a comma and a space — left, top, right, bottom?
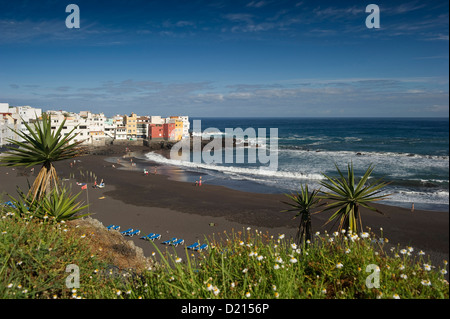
1, 148, 448, 264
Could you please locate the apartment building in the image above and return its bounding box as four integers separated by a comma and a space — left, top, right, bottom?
1, 102, 190, 147
137, 116, 150, 139
124, 113, 137, 139
0, 103, 42, 146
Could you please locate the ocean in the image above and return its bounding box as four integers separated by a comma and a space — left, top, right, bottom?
143, 117, 449, 212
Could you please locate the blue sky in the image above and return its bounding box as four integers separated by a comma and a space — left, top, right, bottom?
0, 0, 448, 117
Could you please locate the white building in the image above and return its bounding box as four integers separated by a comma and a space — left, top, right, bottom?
10, 106, 42, 122
0, 115, 15, 147
0, 103, 9, 113
115, 126, 127, 140
179, 116, 190, 138
150, 116, 164, 124
103, 118, 116, 140
46, 110, 107, 145
0, 103, 11, 146
1, 104, 42, 146
112, 114, 124, 127
10, 106, 43, 142
137, 116, 150, 139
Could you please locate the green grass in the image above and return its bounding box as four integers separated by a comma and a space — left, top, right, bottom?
0, 209, 125, 299
136, 228, 449, 299
1, 207, 448, 299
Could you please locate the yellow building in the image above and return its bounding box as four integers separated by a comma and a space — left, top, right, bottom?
169, 116, 183, 141
124, 113, 137, 139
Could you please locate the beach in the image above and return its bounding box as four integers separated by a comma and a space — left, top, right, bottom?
1, 147, 448, 265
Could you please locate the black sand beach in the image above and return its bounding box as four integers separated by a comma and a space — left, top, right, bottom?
1, 147, 448, 265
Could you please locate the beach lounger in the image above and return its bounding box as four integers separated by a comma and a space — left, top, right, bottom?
162, 237, 177, 245
172, 239, 184, 247
2, 201, 17, 209
120, 228, 133, 235
106, 224, 115, 230
107, 225, 120, 231
140, 233, 155, 240
112, 225, 120, 231
187, 242, 200, 250
127, 229, 141, 237
148, 234, 161, 241
194, 244, 208, 252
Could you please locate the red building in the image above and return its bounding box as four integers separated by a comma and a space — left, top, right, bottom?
148, 123, 175, 141
163, 123, 175, 141
149, 124, 163, 140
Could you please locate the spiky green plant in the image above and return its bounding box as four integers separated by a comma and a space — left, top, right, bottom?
38, 187, 90, 221
281, 184, 323, 247
0, 113, 83, 202
8, 186, 89, 222
319, 163, 390, 234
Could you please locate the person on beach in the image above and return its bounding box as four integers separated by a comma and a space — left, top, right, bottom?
199, 176, 202, 187
411, 203, 415, 213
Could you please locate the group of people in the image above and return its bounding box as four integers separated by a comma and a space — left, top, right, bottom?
195, 176, 203, 187
143, 167, 157, 176
69, 159, 77, 168
94, 179, 105, 188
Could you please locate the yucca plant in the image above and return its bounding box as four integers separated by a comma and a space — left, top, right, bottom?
38, 187, 90, 221
0, 113, 83, 202
319, 163, 390, 234
282, 184, 323, 247
8, 186, 89, 222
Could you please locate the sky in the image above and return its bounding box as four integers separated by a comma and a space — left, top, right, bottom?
0, 0, 448, 117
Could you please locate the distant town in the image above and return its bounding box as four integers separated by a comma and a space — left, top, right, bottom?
0, 102, 190, 147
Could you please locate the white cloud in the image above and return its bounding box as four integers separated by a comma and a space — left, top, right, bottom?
246, 1, 269, 8
3, 76, 448, 117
